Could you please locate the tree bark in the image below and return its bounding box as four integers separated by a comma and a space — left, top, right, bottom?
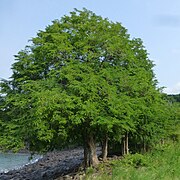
122, 136, 125, 155
102, 134, 108, 161
83, 141, 90, 167
83, 129, 90, 168
125, 132, 129, 155
87, 133, 99, 167
122, 132, 129, 155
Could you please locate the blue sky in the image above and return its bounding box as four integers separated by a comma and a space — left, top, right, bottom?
0, 0, 180, 94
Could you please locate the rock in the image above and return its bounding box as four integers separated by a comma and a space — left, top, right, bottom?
0, 147, 85, 180
0, 147, 102, 179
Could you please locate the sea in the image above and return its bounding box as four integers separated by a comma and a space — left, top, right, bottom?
0, 152, 42, 173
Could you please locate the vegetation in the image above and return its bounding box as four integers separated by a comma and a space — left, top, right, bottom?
167, 94, 180, 103
0, 8, 179, 169
85, 141, 180, 180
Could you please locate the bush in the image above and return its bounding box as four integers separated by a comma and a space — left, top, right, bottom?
121, 153, 149, 168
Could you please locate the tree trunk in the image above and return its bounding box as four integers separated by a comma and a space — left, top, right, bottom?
143, 141, 146, 153
87, 133, 99, 167
122, 132, 129, 155
83, 129, 90, 168
122, 137, 126, 155
125, 132, 129, 155
83, 140, 90, 167
102, 134, 108, 161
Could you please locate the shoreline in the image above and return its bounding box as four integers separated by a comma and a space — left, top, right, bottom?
0, 147, 85, 180
0, 152, 43, 173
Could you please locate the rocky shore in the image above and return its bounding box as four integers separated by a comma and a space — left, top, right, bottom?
0, 147, 85, 180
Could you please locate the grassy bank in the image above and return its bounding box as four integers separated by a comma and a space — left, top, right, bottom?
85, 142, 180, 180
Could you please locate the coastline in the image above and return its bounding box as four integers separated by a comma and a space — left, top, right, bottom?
0, 147, 84, 180
0, 152, 43, 173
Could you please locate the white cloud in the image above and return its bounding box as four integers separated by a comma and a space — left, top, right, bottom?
164, 82, 180, 94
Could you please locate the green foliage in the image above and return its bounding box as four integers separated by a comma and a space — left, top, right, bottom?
112, 142, 180, 180
167, 93, 180, 103
120, 153, 149, 168
84, 141, 180, 179
0, 8, 177, 159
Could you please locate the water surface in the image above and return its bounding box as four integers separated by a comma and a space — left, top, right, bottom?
0, 152, 42, 173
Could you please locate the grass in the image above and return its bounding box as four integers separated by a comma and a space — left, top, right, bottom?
85, 142, 180, 180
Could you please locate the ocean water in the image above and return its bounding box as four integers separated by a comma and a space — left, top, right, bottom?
0, 153, 42, 173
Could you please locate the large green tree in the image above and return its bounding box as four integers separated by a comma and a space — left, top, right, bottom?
0, 9, 171, 166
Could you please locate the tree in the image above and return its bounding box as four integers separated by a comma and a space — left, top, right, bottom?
0, 8, 164, 166
167, 94, 180, 103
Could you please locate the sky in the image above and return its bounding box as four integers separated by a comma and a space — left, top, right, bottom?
0, 0, 180, 94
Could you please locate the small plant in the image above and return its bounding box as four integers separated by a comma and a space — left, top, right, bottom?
85, 166, 94, 175
121, 153, 149, 168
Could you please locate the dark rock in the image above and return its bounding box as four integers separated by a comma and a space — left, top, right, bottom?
0, 147, 85, 180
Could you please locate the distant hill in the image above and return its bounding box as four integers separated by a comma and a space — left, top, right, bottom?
167, 94, 180, 103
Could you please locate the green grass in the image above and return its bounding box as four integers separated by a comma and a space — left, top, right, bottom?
85, 142, 180, 180
113, 142, 180, 180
